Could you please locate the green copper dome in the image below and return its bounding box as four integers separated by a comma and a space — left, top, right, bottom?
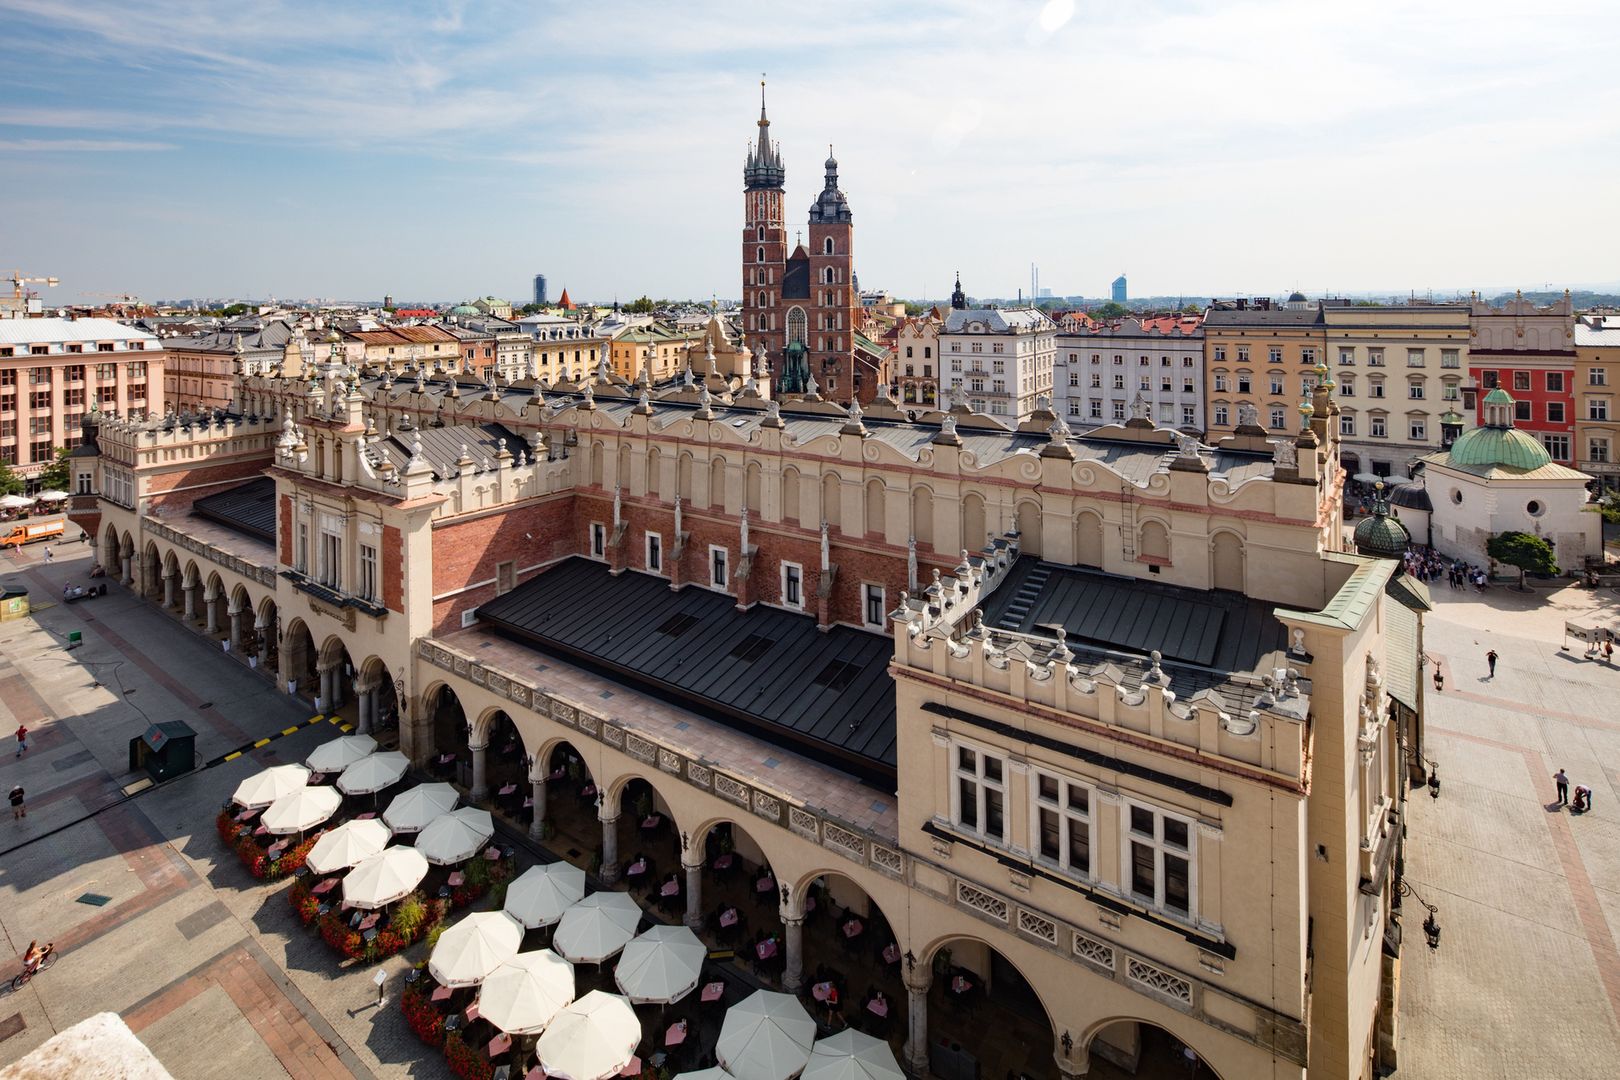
1353, 487, 1410, 559
1446, 388, 1552, 470
449, 304, 479, 316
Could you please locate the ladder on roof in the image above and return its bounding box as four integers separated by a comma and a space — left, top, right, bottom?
1118, 481, 1137, 562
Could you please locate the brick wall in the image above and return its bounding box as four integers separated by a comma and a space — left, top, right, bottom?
279, 494, 293, 566
382, 524, 404, 613
145, 457, 271, 514
429, 493, 578, 635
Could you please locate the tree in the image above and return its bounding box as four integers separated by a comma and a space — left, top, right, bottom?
625, 296, 657, 315
0, 461, 22, 497
1092, 301, 1128, 320
1486, 530, 1558, 589
36, 447, 72, 492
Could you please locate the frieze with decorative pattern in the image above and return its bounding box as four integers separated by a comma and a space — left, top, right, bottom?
1017, 909, 1058, 945
789, 807, 819, 841
625, 734, 657, 762
604, 725, 625, 747
752, 791, 781, 821
956, 880, 1009, 922
1072, 931, 1116, 972
1126, 958, 1193, 1006
659, 749, 681, 774
822, 822, 866, 863
713, 774, 750, 806
687, 762, 711, 787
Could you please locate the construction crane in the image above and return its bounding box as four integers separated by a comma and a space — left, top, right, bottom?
7, 269, 59, 300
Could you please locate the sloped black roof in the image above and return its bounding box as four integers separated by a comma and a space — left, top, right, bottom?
476, 558, 897, 780
192, 476, 276, 546
782, 252, 811, 300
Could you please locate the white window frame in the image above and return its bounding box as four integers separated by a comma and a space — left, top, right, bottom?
781, 561, 804, 609
589, 522, 606, 559
709, 545, 729, 590
358, 542, 379, 602
862, 583, 886, 629
951, 741, 1006, 844
645, 531, 663, 573
1121, 800, 1196, 919
316, 511, 343, 590
1032, 770, 1093, 879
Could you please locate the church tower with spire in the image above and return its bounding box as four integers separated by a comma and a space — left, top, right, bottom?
742, 81, 787, 383
740, 86, 872, 404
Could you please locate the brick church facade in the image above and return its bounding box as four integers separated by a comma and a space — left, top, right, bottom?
740, 87, 879, 404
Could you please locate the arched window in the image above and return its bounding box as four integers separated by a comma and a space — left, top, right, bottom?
823, 237, 834, 255
787, 307, 807, 346
757, 225, 765, 242
756, 246, 765, 263
822, 267, 834, 284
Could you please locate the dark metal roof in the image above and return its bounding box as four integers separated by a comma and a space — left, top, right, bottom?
373, 421, 529, 481
980, 558, 1287, 709
192, 476, 276, 545
476, 558, 897, 779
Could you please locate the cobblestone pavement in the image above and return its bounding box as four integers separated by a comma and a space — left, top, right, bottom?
1398, 577, 1620, 1077
0, 543, 444, 1079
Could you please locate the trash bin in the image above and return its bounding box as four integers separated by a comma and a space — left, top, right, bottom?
128, 721, 198, 782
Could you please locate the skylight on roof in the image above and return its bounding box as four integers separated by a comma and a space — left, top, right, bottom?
655, 613, 700, 637
813, 659, 860, 692
729, 634, 775, 663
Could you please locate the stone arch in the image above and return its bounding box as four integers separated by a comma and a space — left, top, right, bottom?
918, 932, 1060, 1080
1074, 510, 1103, 568
615, 444, 631, 494
910, 485, 934, 549
182, 559, 201, 590
1211, 530, 1244, 592
645, 445, 662, 500
864, 478, 885, 538
677, 452, 694, 504
590, 441, 604, 488
203, 572, 227, 635
255, 595, 280, 672
280, 618, 317, 696
141, 542, 162, 600
161, 550, 181, 609
1079, 1015, 1227, 1080
710, 456, 728, 510
100, 522, 120, 571
317, 636, 356, 713
1015, 498, 1043, 557
962, 492, 986, 553
782, 467, 801, 524
424, 680, 468, 760
1140, 518, 1170, 562
746, 461, 763, 514
821, 471, 842, 529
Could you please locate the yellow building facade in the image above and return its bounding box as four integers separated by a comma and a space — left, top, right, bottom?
1574, 314, 1620, 488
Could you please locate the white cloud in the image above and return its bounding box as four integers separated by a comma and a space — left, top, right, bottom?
0, 138, 175, 151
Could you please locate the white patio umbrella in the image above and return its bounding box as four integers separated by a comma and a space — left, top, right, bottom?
33, 490, 69, 503
336, 750, 409, 795
0, 494, 34, 509
231, 764, 311, 809
475, 949, 576, 1035
553, 891, 642, 964
306, 733, 377, 774
675, 1070, 730, 1080
305, 817, 390, 875
415, 806, 495, 865
801, 1030, 905, 1080
342, 846, 429, 910
383, 782, 459, 834
261, 785, 341, 835
505, 862, 587, 929
615, 924, 706, 1005
428, 910, 523, 988
716, 991, 816, 1080
536, 990, 641, 1080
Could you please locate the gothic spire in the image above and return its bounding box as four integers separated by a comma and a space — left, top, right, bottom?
744, 77, 784, 191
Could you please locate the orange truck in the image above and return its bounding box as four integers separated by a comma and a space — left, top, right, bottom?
1, 519, 63, 548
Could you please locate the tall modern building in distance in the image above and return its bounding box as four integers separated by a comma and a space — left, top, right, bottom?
533, 274, 548, 307
1112, 274, 1128, 303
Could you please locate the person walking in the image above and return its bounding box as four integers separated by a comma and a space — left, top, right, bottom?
41, 546, 52, 563
13, 723, 26, 758
1555, 768, 1570, 806
9, 784, 24, 820
1486, 649, 1498, 678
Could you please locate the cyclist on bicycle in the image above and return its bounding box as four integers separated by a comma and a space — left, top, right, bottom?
21, 941, 50, 974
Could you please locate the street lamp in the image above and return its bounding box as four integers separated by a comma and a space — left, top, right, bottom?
1397, 879, 1442, 950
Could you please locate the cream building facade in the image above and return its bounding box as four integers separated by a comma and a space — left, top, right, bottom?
940, 307, 1057, 420
71, 358, 1422, 1080
1574, 314, 1620, 489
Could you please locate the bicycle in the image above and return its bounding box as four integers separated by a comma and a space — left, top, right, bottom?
11, 946, 56, 990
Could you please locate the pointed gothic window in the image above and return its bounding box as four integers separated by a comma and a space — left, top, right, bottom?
823, 237, 834, 255
787, 307, 808, 346
756, 246, 765, 263
757, 226, 765, 242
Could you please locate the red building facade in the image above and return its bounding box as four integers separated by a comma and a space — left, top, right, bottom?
1465, 295, 1577, 463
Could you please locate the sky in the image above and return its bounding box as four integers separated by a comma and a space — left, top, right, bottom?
3, 0, 1618, 306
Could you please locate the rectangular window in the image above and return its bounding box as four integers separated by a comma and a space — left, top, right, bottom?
1547, 371, 1565, 393
1368, 349, 1385, 367
1590, 437, 1610, 464
360, 544, 380, 601
590, 522, 606, 559
1182, 405, 1195, 427
1300, 348, 1316, 366
1212, 346, 1226, 361
1124, 802, 1193, 916
1407, 348, 1425, 367
1340, 414, 1356, 436
1034, 772, 1092, 876
645, 532, 662, 573
1268, 347, 1283, 364
1513, 371, 1531, 391
296, 522, 309, 573
954, 745, 1006, 842
710, 545, 728, 589
1214, 405, 1228, 426
1089, 401, 1102, 419
1213, 375, 1228, 392
1590, 400, 1609, 421
1441, 382, 1458, 401
1543, 434, 1571, 460
1237, 375, 1251, 393
1269, 408, 1285, 429
1339, 348, 1355, 366
1441, 349, 1460, 368
781, 562, 803, 608
1269, 377, 1284, 395
1090, 373, 1101, 388
1547, 401, 1565, 423
862, 583, 886, 629
1408, 382, 1425, 399
1410, 420, 1426, 441
1371, 415, 1387, 438
1112, 402, 1125, 420
494, 558, 514, 597
317, 513, 342, 589
1590, 367, 1608, 386
1369, 381, 1385, 399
